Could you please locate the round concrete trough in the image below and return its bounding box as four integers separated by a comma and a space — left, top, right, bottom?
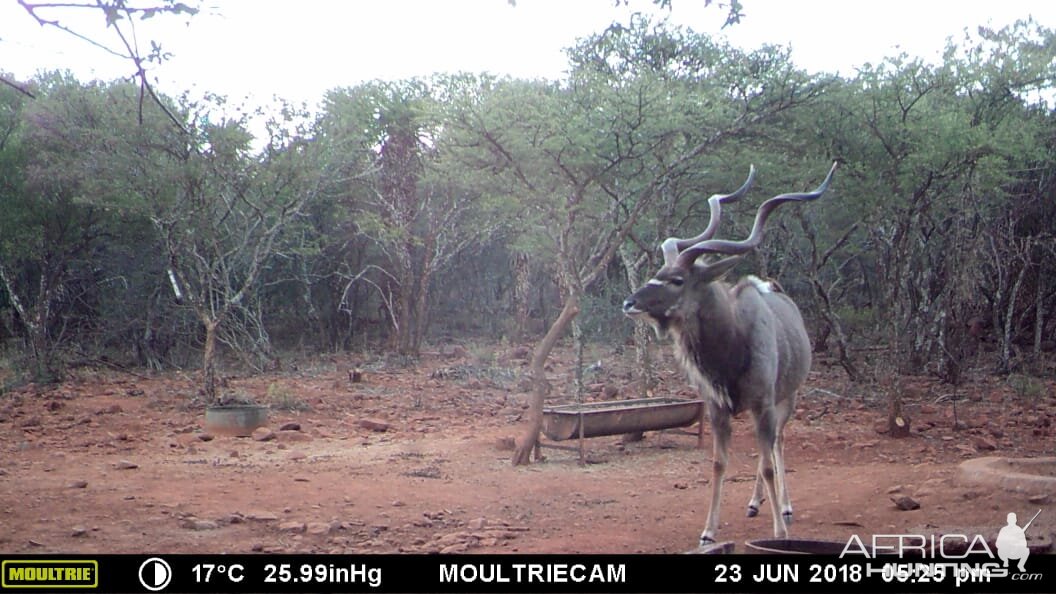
959, 456, 1056, 492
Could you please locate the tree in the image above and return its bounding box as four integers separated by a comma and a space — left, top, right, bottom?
146, 99, 331, 400
805, 20, 1056, 379
319, 78, 512, 356
12, 0, 199, 128
0, 74, 131, 381
444, 16, 826, 464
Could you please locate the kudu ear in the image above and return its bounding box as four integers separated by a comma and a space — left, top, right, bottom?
697, 256, 742, 283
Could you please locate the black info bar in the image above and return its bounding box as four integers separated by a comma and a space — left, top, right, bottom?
1, 554, 1053, 593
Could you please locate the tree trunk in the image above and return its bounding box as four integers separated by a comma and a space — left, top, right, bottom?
571, 318, 585, 402
999, 260, 1029, 373
619, 247, 655, 395
1, 262, 54, 381
512, 292, 580, 466
411, 268, 433, 355
512, 253, 532, 340
1033, 261, 1046, 363
202, 317, 219, 402
810, 277, 860, 382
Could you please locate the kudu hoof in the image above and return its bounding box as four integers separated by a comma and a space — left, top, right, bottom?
699, 534, 717, 547
746, 505, 759, 518
782, 510, 794, 525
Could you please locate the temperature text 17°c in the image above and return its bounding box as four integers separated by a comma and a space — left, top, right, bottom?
192, 564, 245, 583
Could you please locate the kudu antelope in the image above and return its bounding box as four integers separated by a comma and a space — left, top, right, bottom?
622, 163, 837, 545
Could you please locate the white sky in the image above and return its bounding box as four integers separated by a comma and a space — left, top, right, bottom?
3, 0, 1054, 110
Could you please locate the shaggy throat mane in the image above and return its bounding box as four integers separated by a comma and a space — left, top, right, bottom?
669, 325, 739, 412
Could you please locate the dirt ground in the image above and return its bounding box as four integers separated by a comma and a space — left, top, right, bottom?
2, 344, 1054, 555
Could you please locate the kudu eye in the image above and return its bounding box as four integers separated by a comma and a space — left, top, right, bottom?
669, 277, 684, 287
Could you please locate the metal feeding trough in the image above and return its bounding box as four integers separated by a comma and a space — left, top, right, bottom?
540, 397, 706, 464
745, 539, 851, 555
542, 397, 705, 441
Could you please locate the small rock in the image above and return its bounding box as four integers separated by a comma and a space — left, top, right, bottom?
96, 404, 123, 415
886, 485, 903, 494
509, 346, 531, 360
279, 422, 301, 431
181, 518, 219, 531
69, 480, 89, 489
972, 436, 998, 451
276, 431, 312, 443
246, 511, 280, 521
1028, 494, 1051, 505
358, 418, 390, 432
468, 517, 487, 530
197, 433, 214, 442
71, 527, 88, 537
306, 522, 331, 535
891, 495, 921, 511
20, 417, 42, 428
288, 451, 307, 461
114, 460, 139, 470
495, 437, 516, 451
250, 543, 264, 552
251, 427, 275, 442
279, 521, 306, 533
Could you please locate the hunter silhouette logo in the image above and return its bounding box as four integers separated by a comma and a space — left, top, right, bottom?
995, 509, 1040, 572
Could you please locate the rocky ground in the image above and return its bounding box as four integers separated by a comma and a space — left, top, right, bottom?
1, 345, 1054, 554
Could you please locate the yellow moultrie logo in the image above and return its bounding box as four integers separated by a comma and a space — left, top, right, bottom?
2, 560, 99, 589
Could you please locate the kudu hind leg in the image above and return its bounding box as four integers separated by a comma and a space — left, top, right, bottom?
746, 464, 765, 517
773, 398, 794, 525
753, 408, 788, 539
700, 404, 732, 546
774, 432, 792, 526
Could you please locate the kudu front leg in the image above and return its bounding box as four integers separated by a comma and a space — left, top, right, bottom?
700, 405, 732, 546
